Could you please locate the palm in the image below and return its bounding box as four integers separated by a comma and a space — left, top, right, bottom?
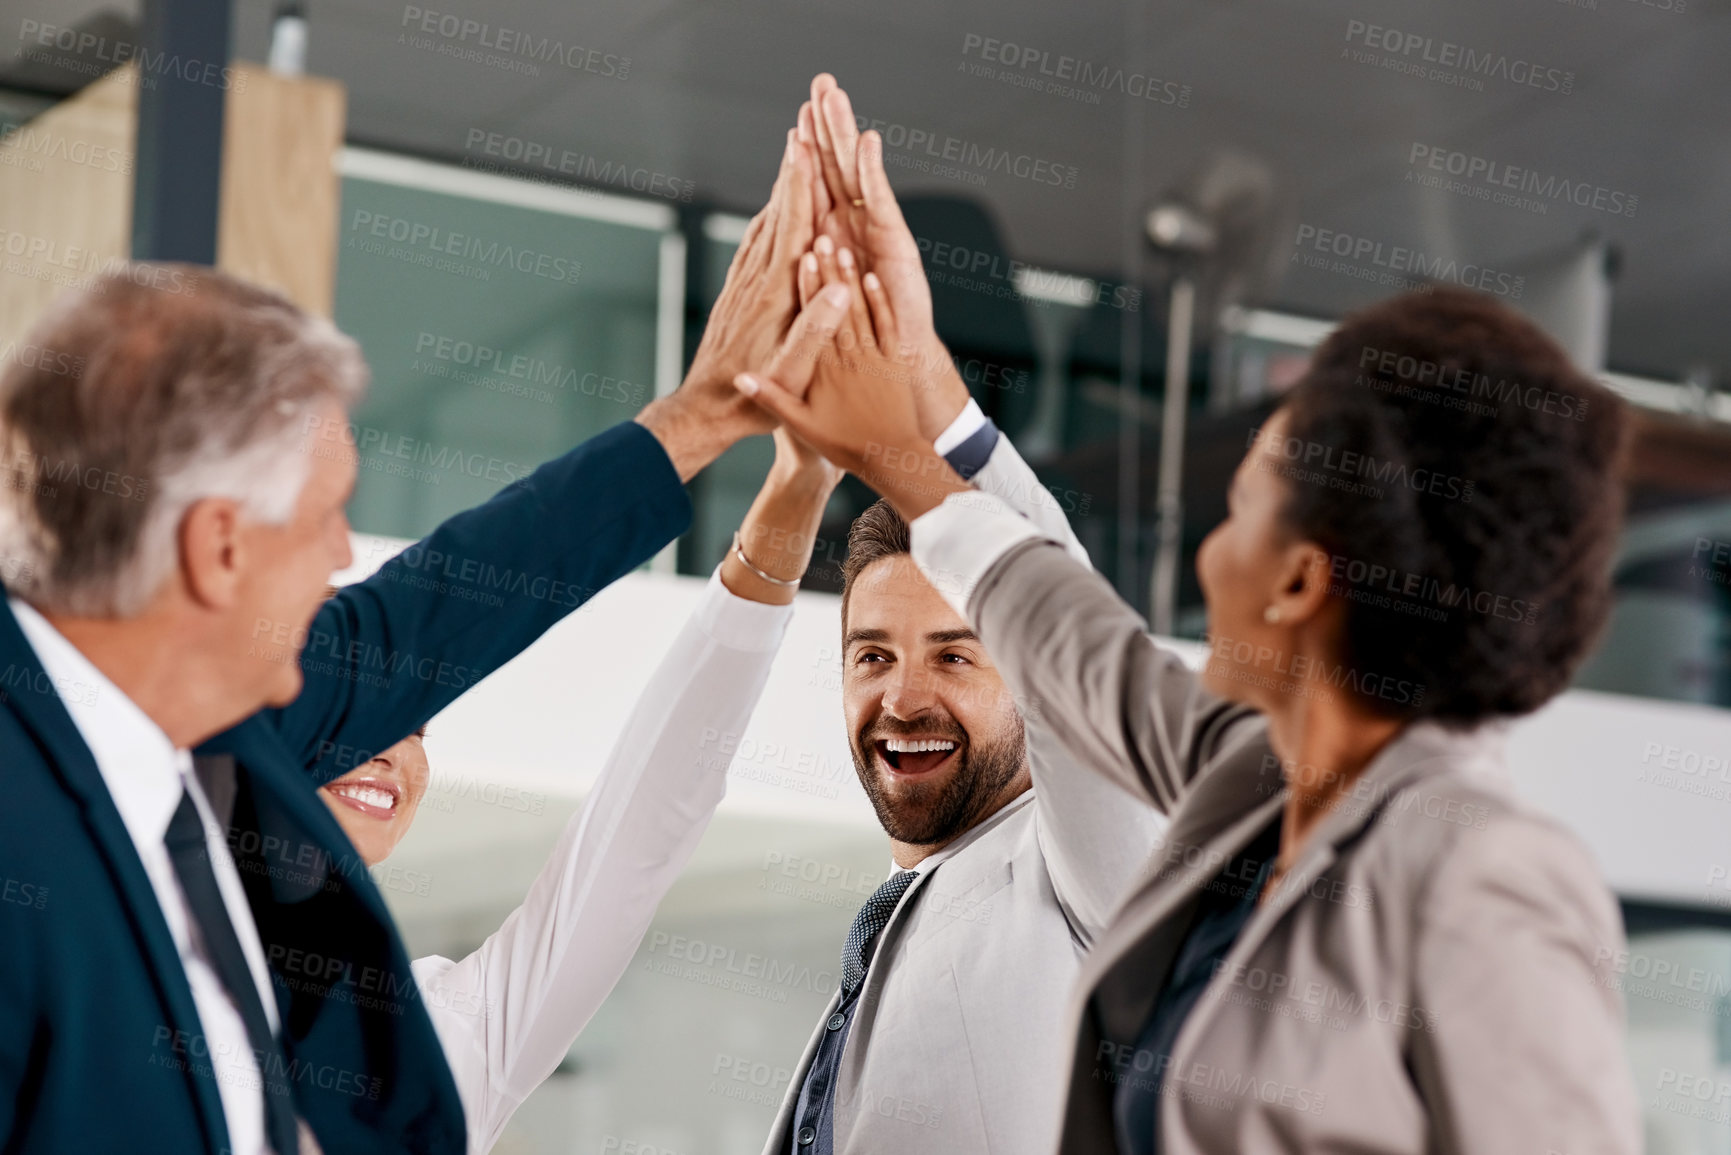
805, 79, 935, 344
677, 127, 814, 444
819, 206, 932, 338
797, 74, 967, 440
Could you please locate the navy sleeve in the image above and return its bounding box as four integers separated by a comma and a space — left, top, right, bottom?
252, 420, 691, 782
944, 419, 1000, 481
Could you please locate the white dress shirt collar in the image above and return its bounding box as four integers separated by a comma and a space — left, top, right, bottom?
8, 595, 279, 1155
9, 596, 189, 844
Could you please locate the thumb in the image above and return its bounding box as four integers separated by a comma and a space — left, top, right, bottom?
734, 371, 813, 436
768, 281, 852, 396
858, 131, 910, 234
857, 131, 931, 325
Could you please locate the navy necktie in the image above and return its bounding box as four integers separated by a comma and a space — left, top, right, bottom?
164, 785, 301, 1155
841, 869, 919, 997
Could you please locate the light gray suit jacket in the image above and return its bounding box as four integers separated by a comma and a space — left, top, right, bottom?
760, 438, 1166, 1155
916, 495, 1643, 1155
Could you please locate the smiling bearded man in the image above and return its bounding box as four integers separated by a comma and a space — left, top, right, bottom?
760, 468, 1165, 1155
845, 537, 1029, 852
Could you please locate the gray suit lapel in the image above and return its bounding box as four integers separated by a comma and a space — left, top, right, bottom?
1079, 719, 1500, 1045
1082, 791, 1286, 1042
842, 866, 935, 1049
832, 796, 1032, 1136
1130, 721, 1511, 1056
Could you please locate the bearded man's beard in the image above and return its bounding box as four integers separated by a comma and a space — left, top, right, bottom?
851, 716, 1027, 846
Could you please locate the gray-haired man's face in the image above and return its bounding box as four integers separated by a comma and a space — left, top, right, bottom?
228, 396, 358, 709
842, 555, 1028, 848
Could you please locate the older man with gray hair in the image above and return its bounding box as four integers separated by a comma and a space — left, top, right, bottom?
0, 126, 847, 1155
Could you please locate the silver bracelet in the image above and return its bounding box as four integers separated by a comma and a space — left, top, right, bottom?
732, 531, 801, 588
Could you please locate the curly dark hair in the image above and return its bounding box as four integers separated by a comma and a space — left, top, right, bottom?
1276, 286, 1629, 723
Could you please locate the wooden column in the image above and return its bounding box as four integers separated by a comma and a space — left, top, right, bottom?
0, 61, 346, 347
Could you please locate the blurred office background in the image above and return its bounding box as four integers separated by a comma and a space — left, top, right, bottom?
5, 0, 1731, 1150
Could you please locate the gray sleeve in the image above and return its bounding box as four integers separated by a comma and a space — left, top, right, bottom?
953, 430, 1167, 935
970, 537, 1260, 817
963, 431, 1091, 567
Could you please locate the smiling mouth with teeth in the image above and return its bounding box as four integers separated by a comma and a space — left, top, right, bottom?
875, 736, 962, 776
324, 779, 401, 819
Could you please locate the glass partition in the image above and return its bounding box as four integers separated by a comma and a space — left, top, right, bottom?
332, 150, 672, 541
1624, 906, 1731, 1155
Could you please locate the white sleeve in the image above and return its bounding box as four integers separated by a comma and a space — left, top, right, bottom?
932, 406, 1090, 566
415, 569, 793, 1154
909, 491, 1049, 619
932, 397, 989, 455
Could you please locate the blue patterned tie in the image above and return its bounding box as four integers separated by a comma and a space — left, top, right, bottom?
841, 869, 919, 997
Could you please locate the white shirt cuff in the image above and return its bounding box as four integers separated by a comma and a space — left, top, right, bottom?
931, 398, 987, 457
908, 491, 1047, 619
697, 568, 796, 652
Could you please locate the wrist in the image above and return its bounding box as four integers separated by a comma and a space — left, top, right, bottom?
724, 521, 812, 605
912, 336, 970, 441
883, 469, 971, 522
856, 439, 970, 521
766, 455, 840, 498
635, 393, 733, 483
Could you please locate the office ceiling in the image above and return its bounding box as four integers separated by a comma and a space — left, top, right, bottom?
7, 0, 1729, 383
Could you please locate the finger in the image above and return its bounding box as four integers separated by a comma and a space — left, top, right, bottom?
819, 85, 864, 204
809, 74, 835, 148
862, 270, 901, 353
813, 233, 843, 297
797, 251, 821, 308
857, 130, 909, 234
856, 128, 929, 326
813, 233, 839, 282
768, 282, 851, 396
737, 135, 794, 283
763, 129, 798, 243
770, 129, 815, 265
725, 208, 768, 284
798, 104, 834, 220
734, 371, 816, 444
808, 76, 853, 215
781, 281, 851, 366
836, 247, 875, 350
745, 131, 805, 297
811, 236, 861, 354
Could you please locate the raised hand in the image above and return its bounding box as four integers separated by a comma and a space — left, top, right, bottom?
800, 75, 971, 440
771, 419, 843, 496
734, 276, 970, 523
636, 129, 816, 480
719, 424, 843, 604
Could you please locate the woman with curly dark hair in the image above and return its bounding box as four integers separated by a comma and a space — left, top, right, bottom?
745, 198, 1640, 1154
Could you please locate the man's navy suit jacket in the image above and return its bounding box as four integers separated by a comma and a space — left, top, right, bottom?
0, 420, 690, 1154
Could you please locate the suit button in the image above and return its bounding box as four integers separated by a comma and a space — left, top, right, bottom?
797, 1125, 816, 1145
827, 1013, 846, 1031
